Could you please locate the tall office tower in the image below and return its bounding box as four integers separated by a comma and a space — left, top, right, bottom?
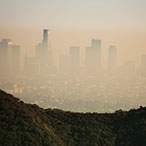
85, 39, 101, 73
42, 29, 48, 50
35, 29, 54, 75
91, 39, 101, 69
11, 45, 20, 76
69, 46, 80, 73
35, 43, 43, 62
91, 39, 101, 49
42, 29, 49, 63
0, 39, 11, 77
35, 29, 49, 63
108, 45, 117, 70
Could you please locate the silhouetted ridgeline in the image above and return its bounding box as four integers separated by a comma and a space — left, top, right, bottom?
0, 89, 146, 146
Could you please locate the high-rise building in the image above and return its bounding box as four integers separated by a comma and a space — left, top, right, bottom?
35, 43, 43, 60
12, 45, 20, 75
85, 39, 101, 73
69, 46, 80, 73
0, 39, 11, 77
108, 45, 117, 70
36, 29, 49, 63
91, 39, 101, 49
35, 29, 54, 75
42, 29, 49, 50
91, 39, 101, 70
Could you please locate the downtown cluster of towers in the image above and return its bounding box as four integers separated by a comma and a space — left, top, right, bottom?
1, 29, 146, 78
0, 29, 117, 78
0, 39, 20, 77
25, 29, 117, 76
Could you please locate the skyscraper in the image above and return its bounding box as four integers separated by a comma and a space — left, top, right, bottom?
35, 29, 50, 62
12, 45, 20, 75
85, 39, 101, 73
35, 29, 54, 75
69, 46, 80, 73
91, 39, 101, 49
91, 39, 101, 69
0, 39, 11, 77
42, 29, 49, 50
108, 45, 117, 70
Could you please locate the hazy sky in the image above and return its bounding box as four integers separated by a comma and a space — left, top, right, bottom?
0, 0, 146, 29
0, 0, 146, 66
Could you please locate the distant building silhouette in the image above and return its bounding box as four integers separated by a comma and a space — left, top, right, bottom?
35, 29, 49, 64
91, 39, 101, 70
85, 39, 101, 73
42, 29, 49, 50
35, 29, 54, 76
69, 46, 80, 73
108, 45, 117, 70
0, 39, 11, 77
12, 45, 20, 76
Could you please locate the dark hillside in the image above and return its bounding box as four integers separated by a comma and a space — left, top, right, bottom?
0, 89, 146, 146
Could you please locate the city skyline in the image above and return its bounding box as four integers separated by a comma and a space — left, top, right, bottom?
0, 0, 146, 113
0, 0, 146, 67
1, 30, 146, 113
1, 29, 146, 66
0, 29, 146, 69
1, 1, 146, 144
1, 29, 146, 78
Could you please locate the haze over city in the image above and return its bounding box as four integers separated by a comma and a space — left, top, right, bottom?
1, 0, 146, 65
0, 0, 146, 112
1, 1, 146, 146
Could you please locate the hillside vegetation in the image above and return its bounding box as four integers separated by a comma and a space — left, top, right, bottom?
0, 89, 146, 146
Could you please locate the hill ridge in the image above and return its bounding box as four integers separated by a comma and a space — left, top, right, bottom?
0, 89, 146, 146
